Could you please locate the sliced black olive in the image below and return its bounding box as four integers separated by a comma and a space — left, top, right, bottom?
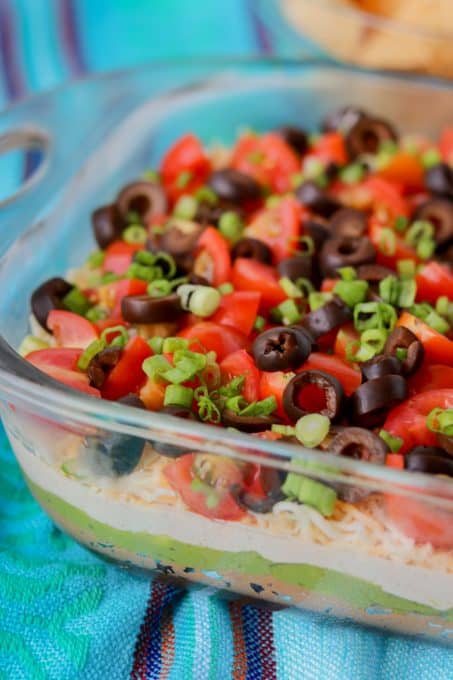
283, 370, 344, 422
425, 163, 453, 201
346, 116, 398, 159
360, 355, 402, 382
278, 254, 314, 282
91, 204, 124, 249
187, 272, 210, 286
116, 181, 167, 223
303, 219, 331, 251
252, 326, 313, 372
330, 428, 388, 501
414, 198, 453, 248
208, 169, 262, 203
384, 326, 424, 377
301, 296, 352, 340
350, 374, 408, 428
295, 181, 341, 218
356, 264, 394, 285
155, 218, 205, 271
90, 394, 147, 476
319, 235, 376, 278
121, 293, 183, 324
436, 433, 453, 456
278, 126, 308, 155
233, 467, 285, 513
322, 106, 366, 134
194, 202, 227, 226
405, 446, 453, 477
436, 243, 453, 266
231, 237, 273, 264
151, 405, 197, 458
221, 409, 281, 433
87, 347, 122, 388
31, 277, 73, 331
329, 207, 367, 238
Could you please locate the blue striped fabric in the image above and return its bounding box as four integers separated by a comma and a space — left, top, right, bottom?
0, 2, 452, 678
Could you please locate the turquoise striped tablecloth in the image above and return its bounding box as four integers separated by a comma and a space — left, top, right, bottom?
0, 2, 452, 678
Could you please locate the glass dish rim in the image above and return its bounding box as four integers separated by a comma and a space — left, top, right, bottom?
0, 57, 452, 504
287, 0, 453, 42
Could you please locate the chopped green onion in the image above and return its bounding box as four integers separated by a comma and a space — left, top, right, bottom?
308, 292, 332, 311
162, 337, 189, 354
379, 276, 399, 305
253, 315, 266, 332
174, 195, 198, 220
86, 306, 108, 323
354, 329, 388, 362
100, 272, 120, 284
294, 414, 330, 448
333, 279, 368, 308
177, 284, 221, 317
395, 347, 408, 362
164, 384, 194, 409
195, 387, 221, 423
240, 396, 277, 417
424, 310, 450, 334
265, 194, 282, 208
303, 156, 324, 180
125, 211, 142, 225
147, 279, 172, 298
295, 277, 314, 297
225, 395, 247, 413
354, 301, 396, 332
436, 296, 453, 324
218, 211, 244, 243
100, 325, 129, 348
153, 252, 177, 279
298, 235, 315, 257
416, 238, 436, 260
397, 259, 416, 279
379, 429, 403, 453
194, 186, 218, 205
218, 375, 245, 399
134, 250, 156, 266
314, 173, 328, 189
77, 338, 107, 371
338, 267, 357, 282
379, 139, 398, 155
123, 225, 147, 245
142, 168, 160, 183
148, 336, 164, 354
162, 350, 207, 384
421, 148, 441, 169
271, 424, 296, 436
378, 228, 396, 256
62, 288, 92, 316
339, 163, 364, 184
86, 250, 105, 268
394, 215, 408, 233
406, 220, 434, 246
18, 335, 49, 357
398, 279, 417, 308
290, 173, 304, 189
142, 354, 172, 380
279, 277, 303, 299
175, 170, 193, 189
275, 299, 301, 325
426, 408, 453, 436
282, 469, 337, 517
126, 263, 158, 282
217, 282, 234, 295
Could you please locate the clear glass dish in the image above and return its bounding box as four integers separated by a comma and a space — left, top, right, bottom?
256, 0, 453, 80
0, 59, 452, 642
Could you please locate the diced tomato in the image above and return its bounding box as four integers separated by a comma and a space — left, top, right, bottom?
363, 176, 409, 219
25, 348, 100, 396
397, 312, 453, 365
101, 336, 152, 400
98, 278, 148, 315
259, 370, 295, 420
47, 310, 99, 349
254, 430, 283, 441
139, 378, 166, 411
383, 388, 453, 454
102, 241, 143, 276
334, 323, 360, 363
194, 227, 231, 287
244, 196, 303, 262
211, 291, 261, 336
321, 278, 338, 293
368, 218, 419, 269
377, 152, 424, 193
220, 350, 260, 403
386, 454, 404, 469
230, 132, 299, 193
408, 364, 453, 395
438, 127, 453, 164
231, 258, 286, 310
310, 132, 347, 166
415, 262, 453, 305
160, 133, 211, 202
178, 322, 250, 362
164, 453, 245, 520
296, 352, 361, 396
385, 493, 453, 549
94, 317, 126, 334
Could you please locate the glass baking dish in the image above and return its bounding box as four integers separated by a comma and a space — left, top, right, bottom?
0, 59, 452, 642
255, 0, 453, 80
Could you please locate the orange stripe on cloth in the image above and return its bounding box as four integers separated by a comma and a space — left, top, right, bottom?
229, 601, 248, 680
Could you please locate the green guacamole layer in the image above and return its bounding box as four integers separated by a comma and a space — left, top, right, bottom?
28, 478, 452, 621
